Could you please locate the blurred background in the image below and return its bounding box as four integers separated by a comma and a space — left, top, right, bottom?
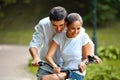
0, 0, 120, 80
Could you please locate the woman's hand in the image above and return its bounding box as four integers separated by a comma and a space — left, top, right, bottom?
94, 55, 102, 64
78, 61, 87, 73
53, 67, 61, 73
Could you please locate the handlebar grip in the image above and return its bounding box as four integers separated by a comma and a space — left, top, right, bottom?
38, 60, 53, 69
38, 61, 46, 66
85, 55, 96, 65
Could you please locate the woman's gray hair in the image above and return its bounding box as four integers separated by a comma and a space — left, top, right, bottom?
66, 13, 83, 26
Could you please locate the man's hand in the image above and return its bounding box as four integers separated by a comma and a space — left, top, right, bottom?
29, 47, 41, 67
32, 58, 41, 67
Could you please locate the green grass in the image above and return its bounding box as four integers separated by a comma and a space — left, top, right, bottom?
28, 59, 38, 74
85, 21, 120, 48
0, 22, 120, 47
0, 29, 34, 45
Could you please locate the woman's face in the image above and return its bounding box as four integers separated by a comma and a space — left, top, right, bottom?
66, 21, 82, 38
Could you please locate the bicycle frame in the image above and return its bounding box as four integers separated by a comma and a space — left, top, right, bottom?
38, 55, 96, 80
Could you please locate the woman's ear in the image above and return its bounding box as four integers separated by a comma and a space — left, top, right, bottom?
81, 22, 83, 26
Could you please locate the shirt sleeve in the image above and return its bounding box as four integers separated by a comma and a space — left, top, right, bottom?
82, 33, 91, 46
29, 22, 44, 49
53, 33, 60, 45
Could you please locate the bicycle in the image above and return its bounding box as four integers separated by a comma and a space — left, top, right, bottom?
38, 55, 96, 80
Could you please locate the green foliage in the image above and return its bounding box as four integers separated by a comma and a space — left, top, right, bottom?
0, 0, 120, 26
85, 63, 120, 80
1, 0, 31, 5
0, 11, 4, 17
28, 58, 38, 74
96, 0, 119, 26
98, 46, 120, 61
3, 0, 17, 5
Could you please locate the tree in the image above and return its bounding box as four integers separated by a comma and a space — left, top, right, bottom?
0, 0, 120, 26
0, 0, 31, 17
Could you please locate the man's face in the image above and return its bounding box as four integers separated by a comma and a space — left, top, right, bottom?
51, 19, 66, 33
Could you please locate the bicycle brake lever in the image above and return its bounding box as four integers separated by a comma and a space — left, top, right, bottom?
85, 55, 96, 65
38, 61, 53, 69
88, 55, 94, 62
38, 61, 46, 66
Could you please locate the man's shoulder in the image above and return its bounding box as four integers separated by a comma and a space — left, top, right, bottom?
39, 17, 51, 24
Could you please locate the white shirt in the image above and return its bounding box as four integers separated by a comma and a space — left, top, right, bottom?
29, 17, 61, 64
53, 30, 90, 75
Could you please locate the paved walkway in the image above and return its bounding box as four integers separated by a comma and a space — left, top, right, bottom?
0, 45, 36, 80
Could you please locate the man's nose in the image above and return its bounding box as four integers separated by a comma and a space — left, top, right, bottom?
57, 27, 61, 31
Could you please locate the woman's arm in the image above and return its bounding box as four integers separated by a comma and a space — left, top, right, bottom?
82, 40, 94, 59
78, 41, 94, 73
78, 41, 102, 73
46, 40, 61, 73
82, 40, 102, 63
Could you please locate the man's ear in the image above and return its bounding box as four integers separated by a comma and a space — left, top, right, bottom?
65, 27, 68, 31
65, 22, 67, 26
65, 22, 68, 30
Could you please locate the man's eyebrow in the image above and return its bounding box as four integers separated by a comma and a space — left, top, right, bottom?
60, 24, 64, 26
52, 23, 57, 26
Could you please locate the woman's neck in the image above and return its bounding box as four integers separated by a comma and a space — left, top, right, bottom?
66, 32, 73, 38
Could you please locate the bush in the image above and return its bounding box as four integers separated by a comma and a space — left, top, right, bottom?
85, 63, 120, 80
28, 58, 38, 74
98, 46, 120, 61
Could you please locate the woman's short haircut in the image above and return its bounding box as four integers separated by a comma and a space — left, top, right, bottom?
66, 13, 83, 26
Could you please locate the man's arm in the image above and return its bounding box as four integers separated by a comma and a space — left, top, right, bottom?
29, 23, 44, 67
29, 47, 41, 66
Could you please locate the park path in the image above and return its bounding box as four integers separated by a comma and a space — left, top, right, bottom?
0, 45, 36, 80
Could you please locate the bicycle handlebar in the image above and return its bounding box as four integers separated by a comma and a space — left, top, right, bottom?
85, 55, 96, 65
38, 55, 96, 80
38, 55, 96, 69
38, 60, 53, 68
